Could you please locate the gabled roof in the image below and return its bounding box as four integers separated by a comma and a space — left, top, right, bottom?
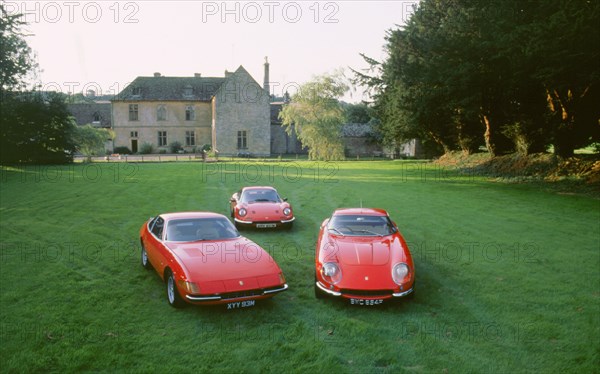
112, 76, 227, 102
212, 65, 261, 99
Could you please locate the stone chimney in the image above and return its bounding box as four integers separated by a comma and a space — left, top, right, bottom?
263, 56, 270, 96
154, 72, 161, 77
194, 73, 201, 77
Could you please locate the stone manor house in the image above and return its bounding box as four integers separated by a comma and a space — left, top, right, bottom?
68, 59, 420, 158
112, 63, 271, 156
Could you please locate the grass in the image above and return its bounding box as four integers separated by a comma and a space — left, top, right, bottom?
1, 160, 599, 373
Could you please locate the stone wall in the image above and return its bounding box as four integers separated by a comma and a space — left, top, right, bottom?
270, 124, 304, 155
112, 101, 211, 152
213, 67, 270, 156
343, 137, 383, 157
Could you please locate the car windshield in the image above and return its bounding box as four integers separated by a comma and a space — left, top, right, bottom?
328, 215, 396, 236
165, 217, 240, 242
241, 189, 281, 204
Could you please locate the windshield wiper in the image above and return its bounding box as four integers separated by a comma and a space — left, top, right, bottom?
352, 229, 384, 237
328, 227, 345, 236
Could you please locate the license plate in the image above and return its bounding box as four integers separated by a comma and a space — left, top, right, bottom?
349, 298, 384, 306
256, 223, 277, 228
226, 300, 256, 309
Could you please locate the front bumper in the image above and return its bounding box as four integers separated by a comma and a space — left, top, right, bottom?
316, 281, 413, 299
234, 217, 295, 225
185, 283, 288, 302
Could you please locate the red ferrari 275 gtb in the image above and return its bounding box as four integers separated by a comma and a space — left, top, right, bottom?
315, 208, 415, 305
140, 212, 288, 308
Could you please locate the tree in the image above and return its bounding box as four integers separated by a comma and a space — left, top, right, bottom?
526, 0, 600, 156
353, 0, 599, 157
71, 125, 114, 160
0, 4, 37, 92
343, 102, 372, 124
1, 4, 78, 164
279, 73, 348, 160
1, 92, 77, 164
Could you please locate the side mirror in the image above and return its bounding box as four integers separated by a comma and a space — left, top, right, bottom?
321, 218, 330, 228
283, 198, 288, 202
230, 198, 236, 203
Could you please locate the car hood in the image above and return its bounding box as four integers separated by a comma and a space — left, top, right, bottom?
326, 235, 407, 266
245, 201, 287, 213
166, 237, 282, 282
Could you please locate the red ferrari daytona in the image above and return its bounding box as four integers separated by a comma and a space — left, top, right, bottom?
314, 208, 415, 305
140, 212, 288, 308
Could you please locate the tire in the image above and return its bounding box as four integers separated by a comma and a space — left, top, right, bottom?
141, 242, 151, 270
284, 222, 293, 230
166, 270, 186, 308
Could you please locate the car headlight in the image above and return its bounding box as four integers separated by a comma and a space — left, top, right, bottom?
392, 263, 410, 285
238, 208, 247, 217
178, 280, 200, 294
283, 207, 291, 216
321, 262, 342, 284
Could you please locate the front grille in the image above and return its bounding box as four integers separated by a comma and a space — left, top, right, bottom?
220, 289, 263, 300
341, 289, 394, 297
219, 285, 285, 300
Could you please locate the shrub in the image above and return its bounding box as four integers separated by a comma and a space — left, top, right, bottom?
158, 149, 167, 154
113, 146, 132, 155
169, 141, 183, 153
139, 143, 154, 154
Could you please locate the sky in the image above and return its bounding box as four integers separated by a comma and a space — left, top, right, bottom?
6, 0, 417, 102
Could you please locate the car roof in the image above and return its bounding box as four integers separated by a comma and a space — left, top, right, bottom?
159, 212, 227, 221
332, 208, 389, 217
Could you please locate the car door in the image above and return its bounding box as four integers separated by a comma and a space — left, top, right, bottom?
146, 216, 165, 271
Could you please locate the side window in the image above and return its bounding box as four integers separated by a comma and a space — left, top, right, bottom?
150, 216, 165, 239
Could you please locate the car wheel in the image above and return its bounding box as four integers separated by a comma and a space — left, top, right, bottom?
284, 222, 293, 230
166, 270, 186, 308
141, 242, 151, 270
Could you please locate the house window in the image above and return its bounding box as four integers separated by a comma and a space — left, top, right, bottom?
158, 131, 167, 147
185, 105, 195, 121
92, 112, 101, 123
237, 130, 247, 149
183, 85, 193, 96
185, 131, 196, 146
132, 87, 142, 96
130, 131, 138, 138
129, 104, 138, 121
157, 105, 167, 121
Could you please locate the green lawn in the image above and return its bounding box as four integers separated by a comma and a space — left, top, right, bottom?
1, 161, 598, 372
